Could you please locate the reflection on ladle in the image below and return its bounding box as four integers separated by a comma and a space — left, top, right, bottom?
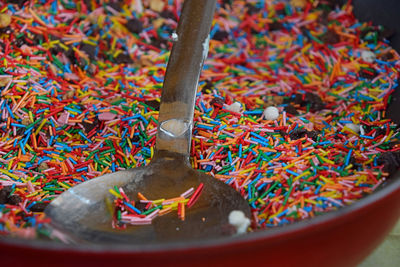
160, 119, 191, 137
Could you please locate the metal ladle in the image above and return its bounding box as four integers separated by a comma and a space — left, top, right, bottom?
45, 0, 251, 244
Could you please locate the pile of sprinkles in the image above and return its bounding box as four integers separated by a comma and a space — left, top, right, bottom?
0, 0, 400, 239
110, 184, 203, 228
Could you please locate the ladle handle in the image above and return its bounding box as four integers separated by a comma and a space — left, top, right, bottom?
155, 0, 217, 158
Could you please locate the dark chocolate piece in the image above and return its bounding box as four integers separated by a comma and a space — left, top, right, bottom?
245, 3, 261, 15
150, 37, 169, 49
327, 0, 342, 7
80, 43, 96, 60
83, 0, 93, 12
144, 100, 160, 111
374, 127, 387, 137
114, 53, 134, 64
348, 157, 362, 170
16, 127, 26, 136
64, 47, 77, 64
276, 9, 287, 16
8, 0, 28, 8
160, 10, 176, 21
0, 186, 12, 204
8, 194, 22, 205
294, 92, 325, 112
210, 97, 225, 107
81, 116, 100, 133
359, 68, 378, 80
0, 26, 12, 34
15, 211, 28, 220
284, 104, 299, 115
32, 33, 44, 45
376, 151, 400, 176
379, 27, 396, 41
108, 1, 122, 12
131, 135, 140, 143
222, 0, 232, 8
269, 21, 284, 31
29, 202, 49, 212
212, 30, 229, 41
289, 128, 319, 141
381, 52, 394, 61
320, 29, 340, 44
126, 18, 143, 34
14, 36, 28, 47
201, 80, 214, 94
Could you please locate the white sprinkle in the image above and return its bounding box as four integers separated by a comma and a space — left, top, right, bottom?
361, 50, 376, 63
263, 106, 280, 120
228, 210, 251, 235
226, 102, 242, 113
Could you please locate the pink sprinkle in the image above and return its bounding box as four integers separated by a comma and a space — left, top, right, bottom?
98, 112, 117, 121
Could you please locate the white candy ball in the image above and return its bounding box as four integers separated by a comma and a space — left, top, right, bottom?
361, 50, 376, 63
226, 102, 242, 113
228, 210, 251, 235
264, 106, 280, 120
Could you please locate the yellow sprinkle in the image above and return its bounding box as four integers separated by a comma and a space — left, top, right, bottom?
301, 43, 312, 54
319, 175, 334, 184
320, 156, 335, 165
304, 199, 317, 205
318, 149, 328, 156
28, 111, 34, 123
294, 171, 311, 181
58, 43, 69, 51
0, 169, 19, 180
129, 154, 136, 165
7, 158, 14, 170
25, 143, 34, 152
111, 38, 117, 51
239, 166, 256, 174
283, 163, 295, 170
257, 198, 266, 205
109, 188, 122, 199
345, 164, 353, 170
113, 49, 123, 58
58, 182, 70, 189
35, 118, 48, 135
82, 39, 97, 46
164, 199, 189, 210
152, 199, 166, 205
26, 191, 39, 198
127, 137, 133, 149
385, 130, 394, 142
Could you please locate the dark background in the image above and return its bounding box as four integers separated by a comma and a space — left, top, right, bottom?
347, 0, 400, 123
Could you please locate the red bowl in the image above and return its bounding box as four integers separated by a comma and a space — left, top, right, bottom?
2, 1, 400, 266
1, 175, 399, 267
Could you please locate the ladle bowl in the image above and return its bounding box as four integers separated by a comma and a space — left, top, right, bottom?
44, 0, 251, 244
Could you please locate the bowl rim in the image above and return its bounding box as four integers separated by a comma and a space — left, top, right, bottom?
1, 172, 400, 254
